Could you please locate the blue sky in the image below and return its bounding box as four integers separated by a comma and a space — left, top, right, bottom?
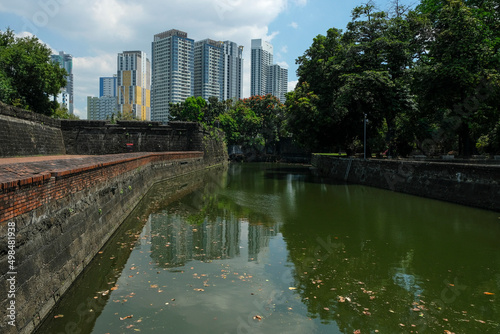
0, 0, 414, 119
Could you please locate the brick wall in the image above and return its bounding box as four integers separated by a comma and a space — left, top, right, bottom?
312, 155, 500, 212
0, 152, 207, 334
0, 102, 65, 157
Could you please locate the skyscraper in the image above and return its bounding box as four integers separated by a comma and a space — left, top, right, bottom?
51, 51, 74, 114
194, 39, 224, 101
251, 39, 273, 97
117, 51, 151, 121
99, 76, 117, 98
250, 39, 288, 103
151, 29, 194, 123
87, 96, 118, 120
268, 64, 288, 104
222, 41, 243, 101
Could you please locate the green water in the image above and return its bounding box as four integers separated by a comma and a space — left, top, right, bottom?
37, 164, 500, 334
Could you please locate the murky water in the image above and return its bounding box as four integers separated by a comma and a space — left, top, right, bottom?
37, 163, 500, 333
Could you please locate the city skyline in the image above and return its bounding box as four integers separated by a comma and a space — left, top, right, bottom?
1, 1, 415, 118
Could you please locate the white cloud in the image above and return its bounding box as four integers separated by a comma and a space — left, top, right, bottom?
288, 80, 298, 92
276, 61, 289, 69
289, 21, 299, 29
4, 0, 301, 116
281, 45, 288, 53
72, 54, 116, 118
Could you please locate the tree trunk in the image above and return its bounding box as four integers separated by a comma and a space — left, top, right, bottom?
459, 123, 474, 157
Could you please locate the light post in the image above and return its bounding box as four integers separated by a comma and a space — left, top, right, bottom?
364, 113, 367, 160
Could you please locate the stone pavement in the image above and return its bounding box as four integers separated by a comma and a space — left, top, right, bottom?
0, 153, 160, 189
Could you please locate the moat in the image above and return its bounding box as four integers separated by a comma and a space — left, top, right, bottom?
37, 163, 500, 333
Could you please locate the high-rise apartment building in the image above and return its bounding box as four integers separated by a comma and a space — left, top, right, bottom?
250, 39, 288, 103
222, 41, 243, 101
250, 39, 273, 97
99, 76, 117, 97
51, 51, 74, 114
117, 51, 151, 121
194, 39, 224, 101
87, 96, 118, 120
86, 75, 118, 120
151, 29, 194, 123
267, 64, 288, 104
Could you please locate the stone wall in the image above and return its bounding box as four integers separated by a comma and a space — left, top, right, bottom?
60, 120, 204, 155
0, 102, 65, 157
312, 155, 500, 212
0, 152, 208, 334
0, 103, 228, 166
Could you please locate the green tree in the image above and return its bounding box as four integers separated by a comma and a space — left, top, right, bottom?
240, 94, 286, 153
217, 100, 263, 149
285, 82, 325, 151
414, 0, 500, 156
52, 103, 79, 119
169, 96, 207, 123
289, 3, 418, 155
0, 28, 67, 115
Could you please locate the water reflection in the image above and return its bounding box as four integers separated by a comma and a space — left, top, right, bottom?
36, 163, 500, 334
149, 214, 241, 267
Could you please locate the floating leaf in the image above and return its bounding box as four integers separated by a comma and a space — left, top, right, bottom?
253, 315, 263, 321
289, 287, 297, 290
54, 314, 64, 319
120, 315, 133, 320
484, 292, 495, 296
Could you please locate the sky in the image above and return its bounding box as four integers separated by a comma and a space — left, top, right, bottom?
0, 0, 415, 119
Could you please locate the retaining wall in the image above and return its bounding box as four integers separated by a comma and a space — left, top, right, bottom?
0, 103, 65, 157
0, 152, 213, 334
312, 155, 500, 212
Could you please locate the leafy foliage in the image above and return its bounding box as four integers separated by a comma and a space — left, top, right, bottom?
0, 28, 67, 116
170, 95, 286, 153
287, 0, 500, 156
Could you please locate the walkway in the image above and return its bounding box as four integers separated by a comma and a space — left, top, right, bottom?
0, 153, 196, 190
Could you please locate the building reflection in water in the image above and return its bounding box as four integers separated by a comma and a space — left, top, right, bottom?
148, 212, 280, 268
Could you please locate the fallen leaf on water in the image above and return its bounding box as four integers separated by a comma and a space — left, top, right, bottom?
324, 307, 330, 311
120, 315, 133, 320
354, 330, 361, 334
194, 288, 205, 292
111, 286, 118, 291
54, 314, 64, 319
484, 292, 495, 295
289, 287, 297, 290
253, 315, 263, 321
444, 330, 455, 334
338, 296, 346, 303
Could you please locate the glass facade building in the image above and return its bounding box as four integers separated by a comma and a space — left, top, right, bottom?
151, 30, 194, 123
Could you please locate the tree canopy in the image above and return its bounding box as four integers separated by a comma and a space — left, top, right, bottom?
285, 0, 500, 156
0, 28, 67, 116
